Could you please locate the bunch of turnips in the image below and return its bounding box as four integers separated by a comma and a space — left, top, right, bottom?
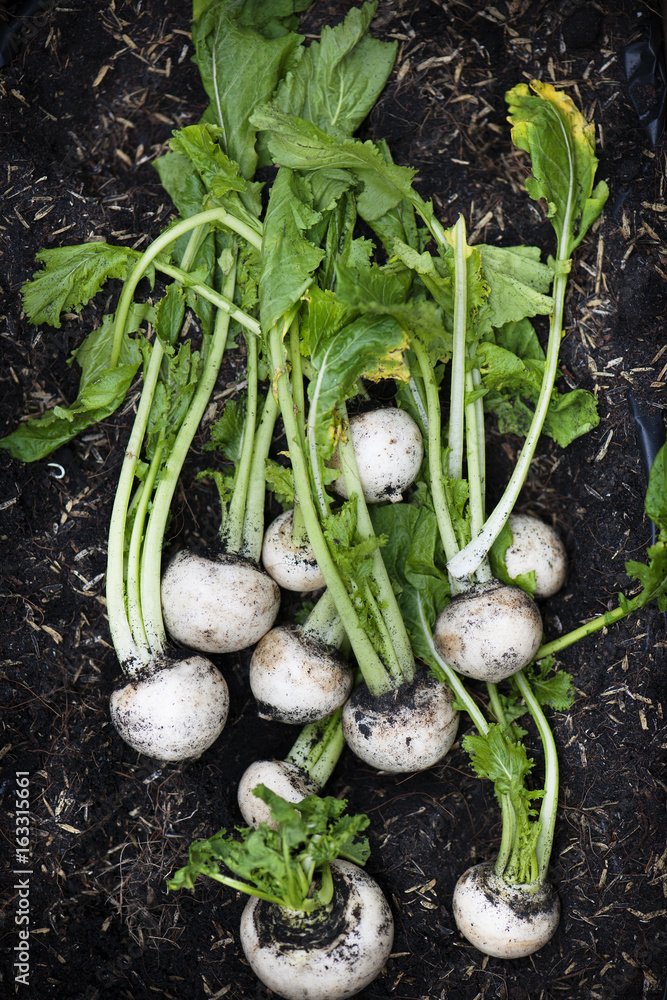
5, 3, 667, 997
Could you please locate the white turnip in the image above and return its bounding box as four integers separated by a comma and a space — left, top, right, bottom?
241, 859, 394, 1000
262, 508, 325, 591
169, 788, 391, 1000
161, 550, 280, 654
433, 580, 543, 682
504, 513, 568, 598
238, 760, 320, 827
329, 407, 423, 503
452, 862, 560, 958
342, 668, 459, 773
110, 654, 229, 762
249, 624, 353, 724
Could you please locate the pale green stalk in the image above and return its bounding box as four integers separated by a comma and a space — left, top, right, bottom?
105, 338, 165, 671
140, 262, 237, 652
110, 207, 261, 366
270, 321, 398, 696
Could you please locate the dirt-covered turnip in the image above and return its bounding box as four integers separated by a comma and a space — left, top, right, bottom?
169, 788, 391, 1000
262, 508, 325, 591
240, 860, 394, 1000
249, 625, 353, 724
452, 862, 560, 958
109, 654, 229, 761
329, 407, 423, 503
433, 580, 543, 682
161, 550, 280, 653
504, 513, 568, 598
342, 669, 459, 773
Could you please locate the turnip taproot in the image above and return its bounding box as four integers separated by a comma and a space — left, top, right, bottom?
433, 580, 543, 682
452, 862, 560, 959
342, 668, 459, 773
241, 860, 394, 1000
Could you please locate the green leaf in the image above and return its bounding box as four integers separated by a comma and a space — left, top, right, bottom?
192, 0, 308, 180
304, 308, 410, 462
167, 787, 369, 911
252, 106, 419, 222
0, 304, 150, 462
478, 244, 553, 328
168, 124, 247, 200
370, 502, 450, 669
206, 397, 247, 464
645, 442, 667, 530
505, 80, 609, 255
477, 342, 599, 446
259, 167, 325, 331
22, 243, 143, 328
265, 459, 295, 507
269, 2, 397, 137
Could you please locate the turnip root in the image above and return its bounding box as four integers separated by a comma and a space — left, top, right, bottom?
329, 407, 423, 503
161, 550, 280, 653
262, 508, 325, 592
109, 655, 229, 761
452, 862, 560, 959
238, 760, 320, 827
433, 581, 543, 682
249, 625, 353, 724
342, 669, 459, 773
504, 513, 568, 598
240, 860, 394, 1000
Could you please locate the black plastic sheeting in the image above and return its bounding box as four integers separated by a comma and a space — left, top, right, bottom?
622, 13, 667, 147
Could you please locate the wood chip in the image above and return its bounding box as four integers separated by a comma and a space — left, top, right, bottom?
93, 64, 112, 87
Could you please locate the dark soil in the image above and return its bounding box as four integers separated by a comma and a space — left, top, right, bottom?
1, 2, 666, 999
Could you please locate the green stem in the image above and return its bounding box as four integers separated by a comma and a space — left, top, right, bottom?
301, 589, 346, 649
494, 792, 515, 878
126, 439, 164, 651
155, 260, 260, 336
241, 388, 280, 562
270, 322, 396, 696
412, 338, 460, 566
195, 870, 287, 907
535, 590, 655, 660
111, 207, 261, 367
448, 215, 468, 481
285, 707, 345, 791
105, 337, 165, 672
486, 682, 507, 728
140, 262, 237, 653
223, 329, 259, 555
446, 254, 571, 581
316, 862, 334, 908
513, 669, 559, 883
337, 408, 415, 683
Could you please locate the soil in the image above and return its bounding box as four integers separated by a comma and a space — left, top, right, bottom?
1, 2, 666, 999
